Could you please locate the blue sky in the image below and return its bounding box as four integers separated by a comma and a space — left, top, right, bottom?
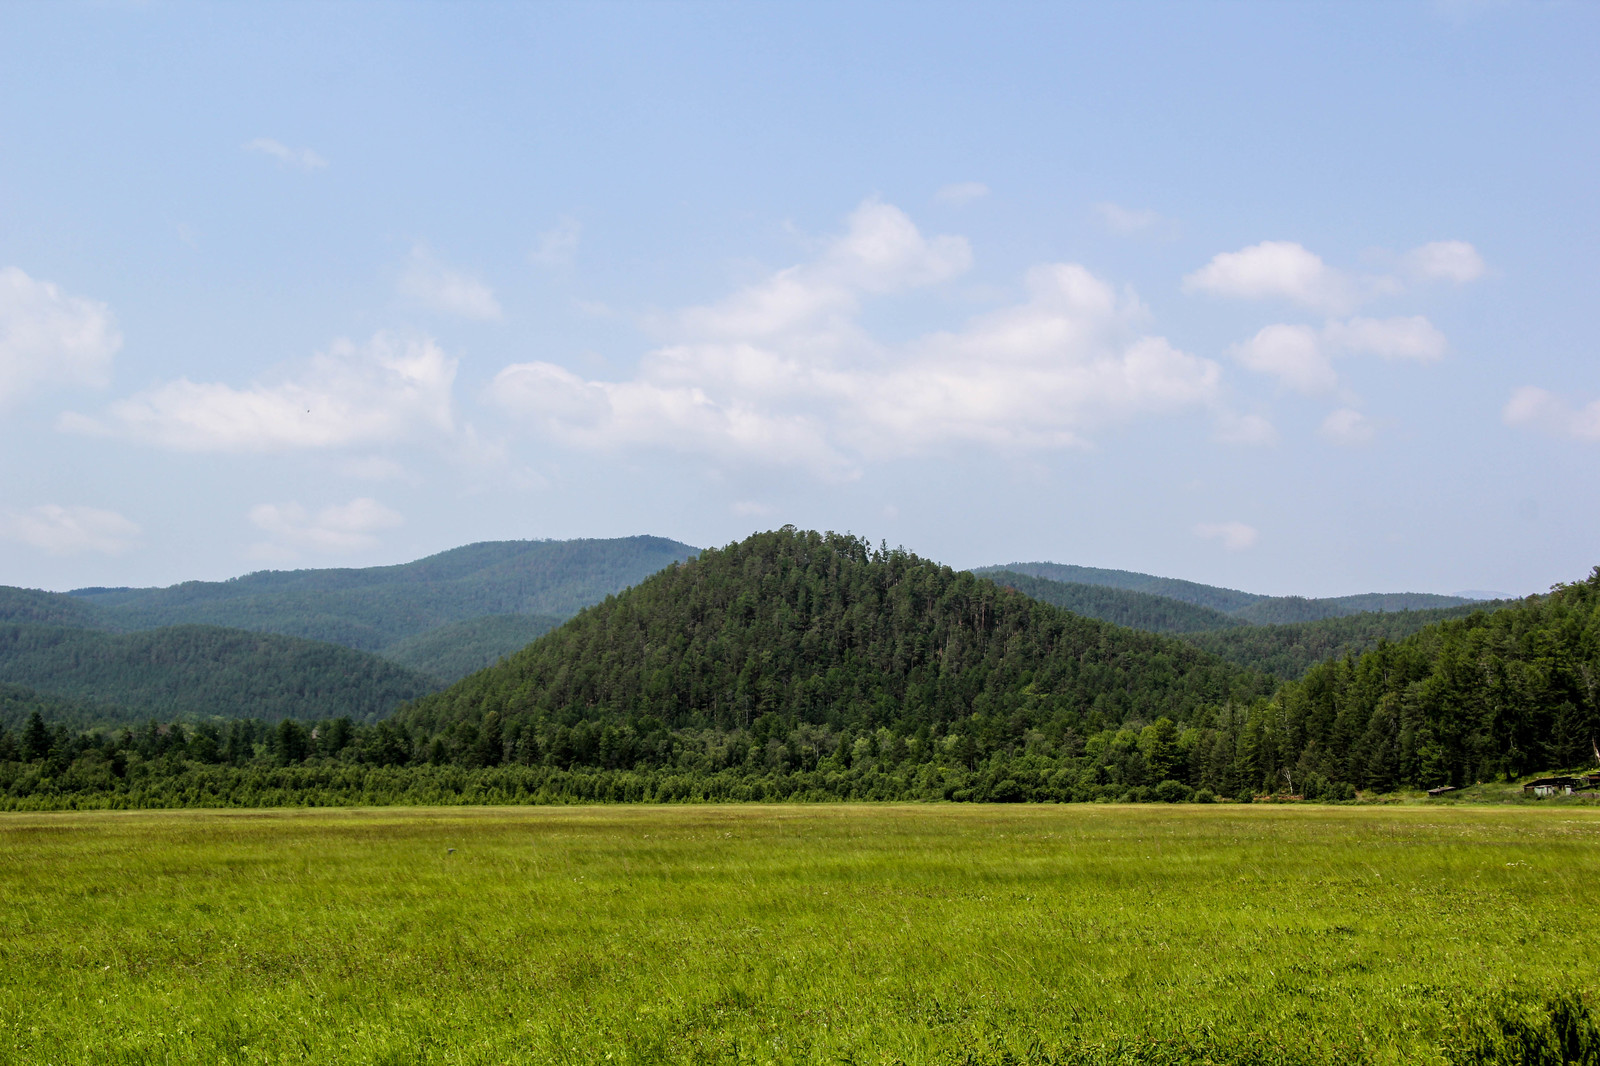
1, 1, 1595, 597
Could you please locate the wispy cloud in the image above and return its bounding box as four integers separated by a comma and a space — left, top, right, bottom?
398, 245, 502, 320
0, 504, 139, 556
1093, 202, 1164, 235
1319, 407, 1377, 446
1194, 521, 1259, 551
243, 137, 327, 172
0, 266, 121, 405
62, 332, 456, 452
1503, 386, 1600, 442
530, 216, 582, 267
247, 497, 402, 559
934, 182, 990, 206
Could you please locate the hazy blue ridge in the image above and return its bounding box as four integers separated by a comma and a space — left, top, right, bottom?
0, 622, 443, 726
982, 571, 1245, 634
58, 536, 699, 652
974, 562, 1266, 614
383, 614, 564, 682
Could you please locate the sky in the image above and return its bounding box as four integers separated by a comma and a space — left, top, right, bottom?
0, 1, 1596, 597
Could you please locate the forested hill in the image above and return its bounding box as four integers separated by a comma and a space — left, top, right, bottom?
60, 536, 698, 652
1240, 574, 1599, 791
1181, 601, 1513, 680
985, 571, 1244, 633
975, 562, 1265, 613
0, 623, 441, 725
975, 562, 1480, 625
395, 528, 1273, 754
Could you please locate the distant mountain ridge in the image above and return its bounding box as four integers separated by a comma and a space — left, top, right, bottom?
64, 536, 700, 652
0, 536, 700, 725
975, 561, 1479, 625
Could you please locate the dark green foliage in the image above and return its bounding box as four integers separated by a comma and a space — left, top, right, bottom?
0, 623, 441, 725
1183, 601, 1514, 679
1231, 591, 1479, 626
1242, 572, 1600, 791
986, 570, 1245, 633
0, 683, 120, 733
62, 536, 698, 652
0, 586, 107, 629
975, 561, 1266, 613
382, 614, 563, 681
400, 528, 1270, 745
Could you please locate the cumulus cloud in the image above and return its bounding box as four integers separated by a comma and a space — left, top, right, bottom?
0, 266, 121, 405
0, 504, 139, 556
398, 246, 502, 320
1404, 240, 1486, 283
63, 332, 455, 452
1230, 324, 1337, 394
1503, 386, 1600, 442
248, 497, 402, 557
1187, 238, 1484, 314
1319, 407, 1377, 446
1229, 316, 1447, 393
1184, 241, 1362, 313
1194, 521, 1259, 551
487, 202, 1222, 475
531, 216, 582, 266
243, 137, 327, 172
1093, 202, 1163, 235
934, 182, 990, 205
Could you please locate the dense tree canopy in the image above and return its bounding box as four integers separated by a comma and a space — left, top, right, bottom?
0, 623, 441, 725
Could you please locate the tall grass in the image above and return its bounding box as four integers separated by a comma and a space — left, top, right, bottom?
1, 805, 1595, 1065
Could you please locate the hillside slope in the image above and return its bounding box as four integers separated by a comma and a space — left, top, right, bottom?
1181, 601, 1512, 679
64, 536, 699, 652
976, 561, 1479, 625
974, 562, 1265, 613
0, 623, 442, 725
383, 614, 564, 681
984, 571, 1244, 633
397, 529, 1272, 751
1244, 575, 1599, 790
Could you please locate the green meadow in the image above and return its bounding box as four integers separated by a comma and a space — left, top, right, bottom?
2, 805, 1596, 1065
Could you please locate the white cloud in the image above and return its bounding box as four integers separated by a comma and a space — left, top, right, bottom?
1093, 202, 1162, 235
1213, 411, 1279, 446
1194, 521, 1258, 551
1229, 316, 1447, 393
1184, 241, 1360, 313
0, 266, 121, 405
1230, 324, 1337, 394
248, 497, 402, 557
1404, 240, 1486, 283
531, 216, 582, 266
0, 504, 139, 556
64, 332, 455, 452
398, 246, 502, 320
1323, 315, 1447, 361
243, 137, 327, 172
1503, 386, 1600, 442
934, 182, 990, 205
1319, 407, 1377, 446
488, 201, 1221, 476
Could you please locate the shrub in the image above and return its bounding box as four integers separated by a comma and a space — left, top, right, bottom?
1154, 779, 1192, 803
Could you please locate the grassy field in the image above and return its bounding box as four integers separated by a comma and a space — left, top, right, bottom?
1, 804, 1596, 1066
